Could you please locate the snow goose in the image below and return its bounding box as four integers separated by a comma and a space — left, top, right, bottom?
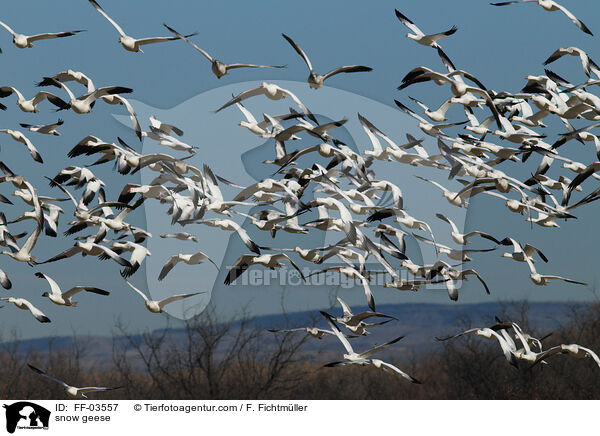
0, 20, 83, 48
88, 0, 194, 52
101, 94, 141, 141
160, 232, 198, 242
224, 253, 305, 285
216, 82, 316, 123
124, 279, 204, 314
158, 252, 218, 281
1, 297, 49, 323
394, 100, 467, 137
436, 322, 517, 363
413, 234, 495, 262
19, 119, 64, 136
409, 96, 455, 122
0, 164, 44, 227
544, 47, 599, 77
0, 129, 43, 163
39, 78, 132, 114
0, 224, 41, 266
498, 237, 548, 263
490, 1, 592, 36
321, 311, 420, 383
394, 9, 457, 48
27, 364, 120, 398
107, 241, 151, 278
334, 296, 396, 325
0, 86, 69, 112
40, 240, 131, 268
164, 24, 284, 78
36, 272, 109, 307
436, 213, 500, 245
524, 256, 586, 286
282, 33, 372, 89
533, 344, 600, 368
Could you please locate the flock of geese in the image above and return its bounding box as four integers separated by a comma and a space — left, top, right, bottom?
0, 0, 597, 395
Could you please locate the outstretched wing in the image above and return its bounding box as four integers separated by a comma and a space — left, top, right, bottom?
28, 364, 69, 388
88, 0, 126, 37
282, 33, 313, 72
158, 292, 203, 309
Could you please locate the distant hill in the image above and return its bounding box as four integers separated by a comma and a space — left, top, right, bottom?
5, 301, 582, 369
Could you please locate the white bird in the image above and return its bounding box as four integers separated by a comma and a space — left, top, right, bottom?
544, 47, 599, 77
216, 82, 316, 123
333, 297, 396, 335
1, 224, 41, 265
394, 9, 458, 48
164, 24, 284, 78
27, 364, 120, 398
533, 343, 600, 368
40, 78, 133, 115
499, 237, 548, 263
0, 86, 69, 112
160, 232, 198, 242
224, 253, 305, 285
524, 256, 587, 286
409, 96, 455, 122
282, 33, 372, 89
1, 297, 50, 323
158, 252, 218, 281
19, 119, 64, 136
490, 1, 592, 36
36, 272, 109, 307
321, 311, 420, 383
436, 213, 500, 245
124, 279, 204, 314
88, 0, 194, 52
0, 20, 83, 48
0, 129, 43, 163
436, 322, 517, 363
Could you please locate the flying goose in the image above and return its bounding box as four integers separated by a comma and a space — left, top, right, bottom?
544, 47, 599, 77
0, 129, 43, 163
124, 279, 204, 314
524, 255, 587, 286
224, 253, 305, 285
490, 1, 592, 36
0, 86, 69, 112
88, 0, 195, 52
160, 232, 198, 242
1, 297, 50, 323
216, 82, 316, 123
20, 119, 64, 136
158, 252, 218, 281
282, 33, 372, 89
39, 78, 133, 114
394, 9, 457, 48
36, 272, 109, 307
321, 311, 420, 383
436, 213, 500, 245
0, 20, 83, 48
27, 364, 120, 398
164, 24, 284, 78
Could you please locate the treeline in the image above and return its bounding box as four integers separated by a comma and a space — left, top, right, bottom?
1, 303, 599, 400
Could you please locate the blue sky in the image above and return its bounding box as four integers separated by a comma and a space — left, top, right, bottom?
0, 0, 599, 339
